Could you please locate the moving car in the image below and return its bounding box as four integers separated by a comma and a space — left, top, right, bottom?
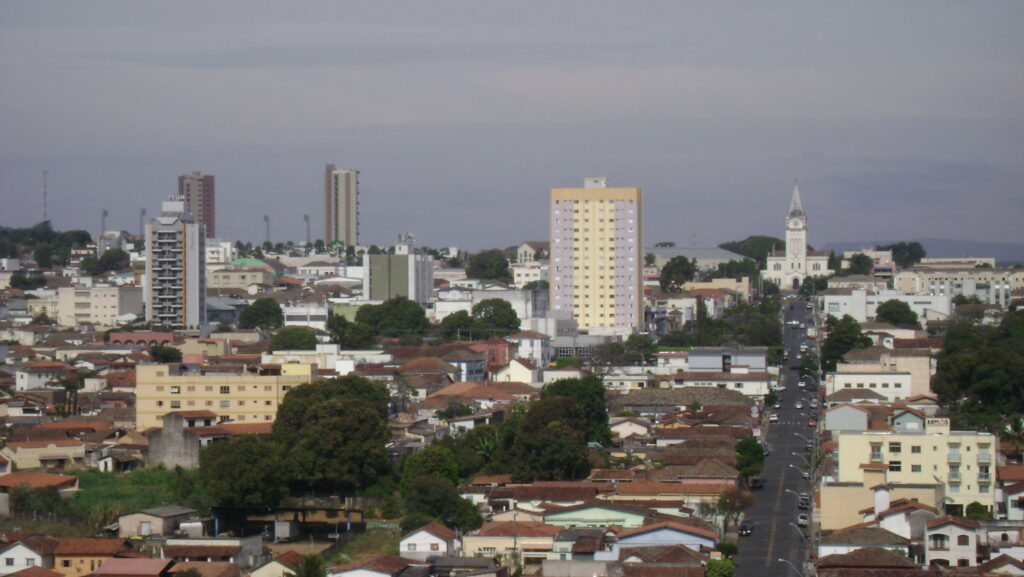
739, 521, 754, 536
808, 419, 817, 427
795, 401, 803, 409
796, 514, 809, 527
769, 413, 779, 422
750, 477, 764, 490
798, 380, 806, 388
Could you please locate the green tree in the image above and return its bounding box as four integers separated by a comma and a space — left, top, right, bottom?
401, 445, 459, 495
660, 256, 697, 292
877, 241, 926, 269
522, 280, 549, 290
96, 248, 131, 272
355, 296, 430, 338
874, 299, 921, 329
403, 474, 483, 532
821, 314, 872, 372
706, 559, 736, 577
735, 437, 765, 479
9, 272, 46, 290
438, 310, 475, 341
466, 249, 511, 283
200, 435, 289, 507
286, 555, 326, 577
542, 376, 611, 445
150, 345, 183, 363
717, 487, 755, 532
844, 253, 874, 276
273, 376, 391, 493
472, 298, 521, 337
33, 244, 54, 269
510, 421, 590, 482
270, 326, 318, 351
718, 236, 785, 261
326, 314, 375, 349
238, 298, 284, 330
965, 501, 993, 520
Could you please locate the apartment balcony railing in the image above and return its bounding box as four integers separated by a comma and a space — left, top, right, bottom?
948, 452, 961, 464
948, 472, 962, 483
979, 472, 991, 482
978, 452, 992, 464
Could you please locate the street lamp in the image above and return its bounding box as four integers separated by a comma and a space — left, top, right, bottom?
789, 521, 807, 541
791, 452, 810, 467
777, 558, 802, 576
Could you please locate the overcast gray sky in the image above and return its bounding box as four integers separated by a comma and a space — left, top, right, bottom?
1, 2, 1022, 251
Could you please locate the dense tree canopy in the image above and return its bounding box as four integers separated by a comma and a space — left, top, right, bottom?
326, 314, 376, 349
735, 437, 765, 479
718, 236, 786, 262
843, 253, 873, 276
200, 435, 289, 507
660, 256, 698, 292
269, 326, 318, 351
150, 345, 183, 363
400, 445, 459, 496
821, 314, 873, 372
355, 296, 430, 338
466, 249, 512, 283
238, 298, 284, 330
471, 298, 521, 336
542, 376, 612, 446
932, 311, 1024, 433
874, 300, 921, 328
877, 241, 926, 269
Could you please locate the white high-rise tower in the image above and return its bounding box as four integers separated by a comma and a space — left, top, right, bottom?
145, 196, 206, 328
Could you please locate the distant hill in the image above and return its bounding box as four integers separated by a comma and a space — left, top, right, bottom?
824, 238, 1024, 266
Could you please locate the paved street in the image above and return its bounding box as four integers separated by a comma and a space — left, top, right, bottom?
733, 301, 817, 576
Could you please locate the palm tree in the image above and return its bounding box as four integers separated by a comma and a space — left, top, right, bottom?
288, 555, 326, 577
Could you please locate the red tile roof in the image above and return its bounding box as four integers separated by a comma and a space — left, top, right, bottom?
0, 472, 79, 490
55, 538, 128, 556
473, 522, 561, 538
405, 522, 456, 542
616, 520, 718, 541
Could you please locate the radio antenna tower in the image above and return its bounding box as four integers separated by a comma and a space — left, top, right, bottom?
264, 215, 270, 245
303, 214, 311, 245
42, 170, 48, 222
139, 208, 147, 237
101, 209, 108, 238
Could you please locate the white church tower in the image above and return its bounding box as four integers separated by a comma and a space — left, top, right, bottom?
763, 183, 833, 290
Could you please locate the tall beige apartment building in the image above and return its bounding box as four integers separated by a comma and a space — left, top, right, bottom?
178, 171, 215, 238
550, 178, 643, 334
135, 363, 316, 429
324, 165, 359, 246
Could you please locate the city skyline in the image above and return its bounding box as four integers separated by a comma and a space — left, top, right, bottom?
1, 2, 1022, 250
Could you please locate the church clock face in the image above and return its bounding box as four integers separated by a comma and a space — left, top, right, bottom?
789, 218, 803, 229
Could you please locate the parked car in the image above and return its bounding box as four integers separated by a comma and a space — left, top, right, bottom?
797, 514, 809, 527
750, 477, 765, 489
797, 498, 809, 510
739, 521, 754, 536
769, 413, 779, 422
795, 401, 803, 409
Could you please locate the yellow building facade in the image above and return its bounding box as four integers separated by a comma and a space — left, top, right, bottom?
135, 364, 316, 429
549, 178, 643, 334
834, 418, 996, 514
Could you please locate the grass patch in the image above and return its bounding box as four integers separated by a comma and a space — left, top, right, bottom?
329, 530, 400, 564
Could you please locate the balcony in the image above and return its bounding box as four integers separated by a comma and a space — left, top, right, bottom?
978, 452, 992, 464
979, 472, 991, 483
947, 452, 961, 464
870, 453, 883, 463
948, 472, 962, 483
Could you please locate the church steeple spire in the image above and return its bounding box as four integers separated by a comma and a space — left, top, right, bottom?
788, 181, 805, 219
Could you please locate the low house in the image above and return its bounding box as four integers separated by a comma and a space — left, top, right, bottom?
91, 559, 172, 577
326, 555, 427, 577
543, 502, 651, 529
7, 568, 63, 577
248, 552, 303, 577
159, 537, 264, 571
595, 522, 718, 560
167, 563, 240, 577
817, 525, 910, 559
399, 523, 458, 561
815, 547, 920, 577
0, 440, 86, 470
925, 516, 981, 568
460, 522, 561, 569
118, 506, 198, 538
0, 473, 80, 515
53, 539, 131, 577
0, 537, 59, 576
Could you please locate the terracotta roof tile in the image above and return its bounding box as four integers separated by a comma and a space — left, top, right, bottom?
616, 520, 718, 541
55, 538, 128, 556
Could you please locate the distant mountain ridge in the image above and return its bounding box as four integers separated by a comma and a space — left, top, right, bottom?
824, 238, 1024, 266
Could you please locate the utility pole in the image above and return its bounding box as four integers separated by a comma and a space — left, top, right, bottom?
303, 214, 311, 246
101, 209, 108, 238
264, 215, 270, 245
139, 208, 147, 238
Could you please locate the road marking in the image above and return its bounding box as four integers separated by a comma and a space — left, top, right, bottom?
765, 460, 787, 566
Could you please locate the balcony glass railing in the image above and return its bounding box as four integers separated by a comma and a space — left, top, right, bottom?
948, 452, 961, 463
949, 472, 961, 483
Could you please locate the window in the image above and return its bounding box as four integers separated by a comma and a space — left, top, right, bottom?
889, 461, 902, 472
870, 444, 883, 462
957, 535, 970, 546
220, 386, 230, 394
430, 543, 440, 551
26, 560, 34, 567
220, 400, 229, 409
407, 544, 416, 551
170, 401, 180, 409
170, 386, 180, 394
889, 442, 902, 454
62, 561, 71, 568
912, 445, 922, 454
911, 465, 922, 473
6, 560, 15, 567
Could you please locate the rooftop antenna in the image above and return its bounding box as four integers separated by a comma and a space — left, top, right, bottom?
139, 208, 147, 237
303, 214, 310, 245
264, 215, 270, 245
42, 170, 48, 222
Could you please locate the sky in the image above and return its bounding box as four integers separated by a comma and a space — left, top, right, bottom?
1, 2, 1022, 252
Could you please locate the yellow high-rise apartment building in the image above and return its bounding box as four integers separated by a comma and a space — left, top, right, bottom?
135, 363, 316, 429
550, 178, 643, 335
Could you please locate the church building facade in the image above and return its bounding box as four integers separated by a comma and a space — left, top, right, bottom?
762, 185, 833, 290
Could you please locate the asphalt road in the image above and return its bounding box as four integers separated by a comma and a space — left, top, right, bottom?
733, 300, 818, 577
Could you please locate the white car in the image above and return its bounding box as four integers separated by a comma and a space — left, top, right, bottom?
795, 401, 803, 409
769, 413, 779, 422
798, 380, 806, 388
